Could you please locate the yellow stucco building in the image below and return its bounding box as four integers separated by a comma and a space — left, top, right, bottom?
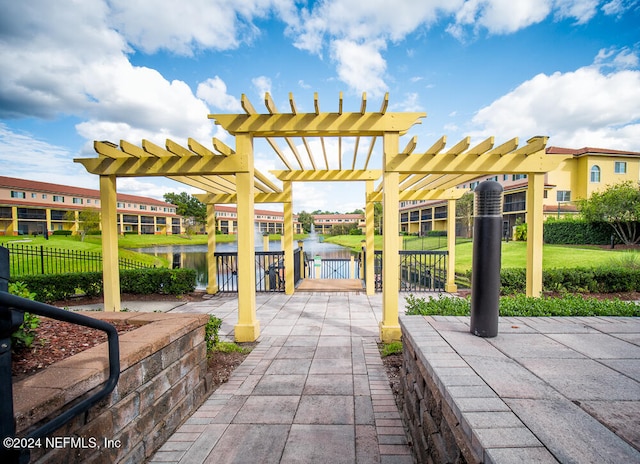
400, 146, 640, 236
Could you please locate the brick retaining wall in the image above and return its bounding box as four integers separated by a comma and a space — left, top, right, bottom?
13, 311, 212, 463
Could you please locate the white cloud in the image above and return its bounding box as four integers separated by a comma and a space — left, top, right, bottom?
106, 0, 282, 55
252, 76, 273, 99
197, 77, 243, 112
469, 50, 640, 151
0, 124, 98, 188
331, 40, 388, 96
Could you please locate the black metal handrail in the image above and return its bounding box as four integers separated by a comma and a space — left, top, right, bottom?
0, 278, 120, 462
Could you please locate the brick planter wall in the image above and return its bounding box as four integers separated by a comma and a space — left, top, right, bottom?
13, 311, 212, 463
399, 316, 475, 464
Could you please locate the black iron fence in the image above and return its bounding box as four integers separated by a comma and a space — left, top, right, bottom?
214, 248, 304, 293
3, 243, 152, 276
0, 247, 120, 463
306, 256, 360, 279
368, 250, 448, 292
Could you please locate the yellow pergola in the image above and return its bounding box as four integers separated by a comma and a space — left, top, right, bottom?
75, 92, 570, 342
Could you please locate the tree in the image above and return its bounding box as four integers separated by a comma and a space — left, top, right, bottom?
163, 192, 207, 233
348, 208, 364, 214
65, 208, 101, 241
578, 181, 640, 245
373, 202, 383, 234
296, 211, 314, 233
456, 192, 474, 238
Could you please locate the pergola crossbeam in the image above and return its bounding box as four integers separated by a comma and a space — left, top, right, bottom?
271, 169, 382, 182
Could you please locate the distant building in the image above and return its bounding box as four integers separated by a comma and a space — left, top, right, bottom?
399, 146, 640, 236
214, 205, 303, 235
0, 176, 182, 236
312, 213, 365, 234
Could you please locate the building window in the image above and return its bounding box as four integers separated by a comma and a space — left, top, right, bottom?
31, 193, 37, 198
140, 205, 147, 210
614, 161, 627, 174
512, 174, 527, 181
503, 174, 509, 181
72, 198, 83, 204
557, 191, 571, 202
10, 191, 26, 199
53, 195, 64, 202
42, 194, 47, 199
590, 165, 601, 183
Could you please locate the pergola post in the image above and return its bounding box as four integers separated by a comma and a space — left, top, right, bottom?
99, 175, 121, 312
381, 133, 401, 342
234, 134, 260, 342
526, 173, 545, 296
365, 181, 375, 295
206, 204, 218, 294
283, 181, 294, 294
445, 199, 458, 292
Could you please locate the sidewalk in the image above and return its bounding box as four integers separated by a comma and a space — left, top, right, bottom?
148, 292, 415, 464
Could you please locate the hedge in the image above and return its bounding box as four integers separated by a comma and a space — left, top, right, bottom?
11, 268, 196, 303
543, 218, 620, 245
492, 267, 640, 294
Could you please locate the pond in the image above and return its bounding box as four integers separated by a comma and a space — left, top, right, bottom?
130, 236, 357, 289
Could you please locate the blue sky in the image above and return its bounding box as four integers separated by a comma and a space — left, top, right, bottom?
1, 0, 639, 213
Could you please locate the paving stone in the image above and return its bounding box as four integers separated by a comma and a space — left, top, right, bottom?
547, 333, 640, 359
488, 333, 587, 359
303, 374, 353, 395
232, 395, 300, 424
463, 355, 563, 399
309, 357, 353, 374
252, 374, 307, 395
281, 424, 356, 464
203, 424, 289, 464
294, 395, 355, 424
264, 358, 311, 375
519, 358, 640, 401
505, 398, 640, 464
580, 400, 640, 450
484, 446, 560, 464
356, 424, 381, 463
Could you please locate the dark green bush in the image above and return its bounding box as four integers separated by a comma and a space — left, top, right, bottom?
51, 230, 73, 236
13, 268, 196, 302
426, 230, 447, 237
405, 293, 639, 317
543, 218, 620, 245
497, 266, 640, 295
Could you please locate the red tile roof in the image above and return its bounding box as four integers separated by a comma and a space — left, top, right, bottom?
0, 175, 175, 207
546, 146, 640, 157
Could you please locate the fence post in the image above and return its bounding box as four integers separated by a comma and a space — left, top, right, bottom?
0, 247, 23, 463
39, 246, 44, 275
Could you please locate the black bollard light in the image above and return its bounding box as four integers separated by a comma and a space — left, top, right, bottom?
470, 181, 503, 338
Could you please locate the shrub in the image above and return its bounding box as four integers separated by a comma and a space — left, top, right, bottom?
205, 315, 222, 356
405, 293, 639, 317
13, 268, 196, 302
514, 222, 527, 241
426, 230, 447, 237
8, 282, 40, 349
380, 341, 403, 357
543, 218, 615, 245
51, 230, 73, 236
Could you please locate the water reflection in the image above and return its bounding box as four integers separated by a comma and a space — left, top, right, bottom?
130, 237, 356, 289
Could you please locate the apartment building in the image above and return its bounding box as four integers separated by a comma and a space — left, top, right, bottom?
0, 176, 182, 236
312, 213, 366, 234
214, 205, 304, 235
399, 146, 640, 237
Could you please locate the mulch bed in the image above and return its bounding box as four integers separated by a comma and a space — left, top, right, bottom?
11, 317, 138, 381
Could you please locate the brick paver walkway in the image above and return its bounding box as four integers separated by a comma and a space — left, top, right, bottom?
149, 292, 414, 464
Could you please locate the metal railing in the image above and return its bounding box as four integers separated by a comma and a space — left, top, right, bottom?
0, 247, 120, 463
369, 250, 448, 292
214, 248, 304, 293
306, 257, 360, 279
3, 243, 152, 276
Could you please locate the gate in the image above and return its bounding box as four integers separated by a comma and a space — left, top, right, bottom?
369, 250, 447, 292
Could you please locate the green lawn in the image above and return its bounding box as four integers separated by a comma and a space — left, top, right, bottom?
322, 234, 639, 272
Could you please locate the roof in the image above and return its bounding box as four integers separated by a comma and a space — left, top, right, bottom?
546, 146, 640, 157
0, 175, 176, 207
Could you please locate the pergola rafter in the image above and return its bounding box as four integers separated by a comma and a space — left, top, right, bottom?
76, 91, 571, 343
